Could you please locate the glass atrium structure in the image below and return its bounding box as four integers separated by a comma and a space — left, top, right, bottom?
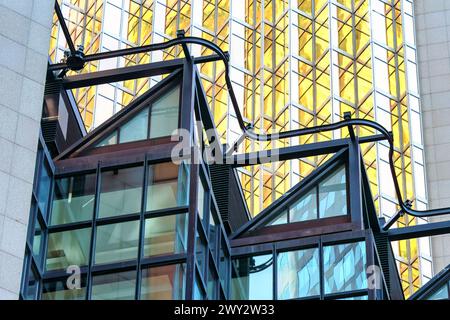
49, 0, 429, 297
21, 35, 450, 299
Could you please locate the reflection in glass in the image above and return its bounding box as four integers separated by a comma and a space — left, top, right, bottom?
269, 210, 287, 225
51, 174, 96, 225
143, 213, 187, 257
196, 231, 206, 276
42, 277, 87, 300
91, 270, 136, 300
146, 163, 188, 211
425, 284, 449, 300
207, 261, 218, 299
119, 108, 149, 143
140, 264, 186, 300
231, 254, 273, 300
149, 86, 180, 138
197, 176, 206, 220
323, 242, 367, 294
96, 131, 117, 147
99, 167, 143, 218
319, 166, 347, 218
37, 161, 51, 213
337, 295, 368, 300
277, 248, 320, 299
95, 220, 140, 265
289, 189, 317, 222
46, 228, 91, 271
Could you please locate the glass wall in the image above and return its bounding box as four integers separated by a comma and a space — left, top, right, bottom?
267, 165, 347, 227
22, 156, 210, 300
231, 240, 368, 300
94, 85, 181, 147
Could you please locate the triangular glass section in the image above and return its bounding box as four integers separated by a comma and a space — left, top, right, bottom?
94, 85, 180, 148
263, 164, 347, 228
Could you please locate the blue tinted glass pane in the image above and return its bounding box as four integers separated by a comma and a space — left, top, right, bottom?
231, 254, 273, 300
426, 284, 449, 300
46, 228, 91, 271
290, 189, 317, 222
99, 167, 143, 218
149, 86, 180, 138
268, 211, 287, 226
277, 248, 320, 299
319, 166, 347, 218
51, 174, 96, 225
323, 242, 367, 294
37, 161, 51, 213
337, 295, 368, 300
96, 131, 117, 147
119, 108, 149, 143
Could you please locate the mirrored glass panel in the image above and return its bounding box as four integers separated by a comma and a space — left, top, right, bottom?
277, 248, 320, 299
149, 86, 180, 138
319, 166, 347, 218
51, 173, 96, 225
289, 189, 317, 222
323, 242, 367, 294
231, 254, 273, 300
42, 276, 87, 300
143, 213, 187, 257
268, 210, 287, 226
140, 264, 186, 300
91, 270, 136, 300
37, 161, 51, 213
146, 163, 188, 211
99, 167, 143, 218
46, 228, 91, 271
95, 220, 140, 265
119, 108, 149, 143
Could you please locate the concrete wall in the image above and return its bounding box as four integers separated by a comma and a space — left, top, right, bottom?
415, 0, 450, 274
0, 0, 53, 299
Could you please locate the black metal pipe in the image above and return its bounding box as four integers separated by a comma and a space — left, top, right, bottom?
54, 1, 76, 54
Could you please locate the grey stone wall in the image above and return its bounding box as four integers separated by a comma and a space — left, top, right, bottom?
415, 0, 450, 274
0, 0, 54, 299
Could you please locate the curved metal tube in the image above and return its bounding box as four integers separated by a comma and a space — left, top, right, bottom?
53, 35, 450, 225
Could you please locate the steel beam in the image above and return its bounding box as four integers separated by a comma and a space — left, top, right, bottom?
228, 134, 386, 167
387, 220, 450, 241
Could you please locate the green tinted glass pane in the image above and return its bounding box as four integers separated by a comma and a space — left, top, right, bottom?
91, 271, 136, 300
42, 277, 87, 300
323, 242, 367, 294
96, 131, 118, 147
119, 108, 149, 143
143, 213, 187, 257
51, 174, 96, 225
95, 220, 140, 265
231, 254, 273, 300
290, 188, 317, 222
319, 166, 347, 218
99, 167, 143, 218
149, 86, 180, 138
46, 228, 91, 271
277, 248, 320, 299
426, 285, 449, 300
146, 163, 188, 211
140, 264, 186, 300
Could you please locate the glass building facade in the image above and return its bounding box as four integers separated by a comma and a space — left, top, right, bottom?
48, 0, 430, 297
